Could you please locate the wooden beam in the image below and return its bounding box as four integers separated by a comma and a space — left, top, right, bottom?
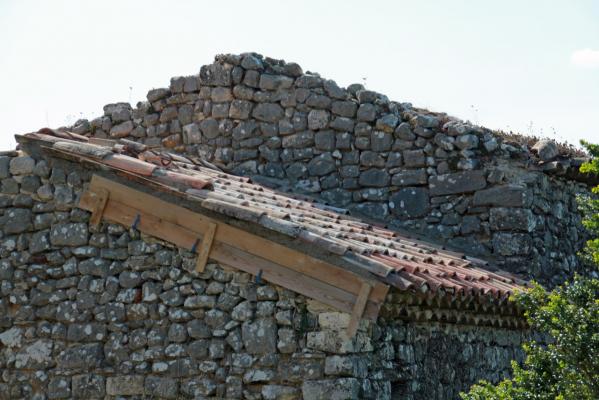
84, 194, 380, 317
80, 175, 389, 305
78, 175, 390, 320
88, 188, 109, 229
195, 222, 216, 273
347, 282, 372, 337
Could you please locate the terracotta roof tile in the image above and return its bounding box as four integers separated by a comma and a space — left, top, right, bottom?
21, 130, 527, 303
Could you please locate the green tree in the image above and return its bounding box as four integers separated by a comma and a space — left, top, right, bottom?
461, 141, 599, 400
579, 140, 599, 265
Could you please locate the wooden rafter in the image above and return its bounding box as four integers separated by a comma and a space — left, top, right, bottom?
88, 187, 109, 229
78, 175, 389, 326
195, 222, 216, 273
347, 282, 372, 337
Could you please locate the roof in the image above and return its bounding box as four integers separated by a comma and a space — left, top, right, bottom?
18, 129, 527, 305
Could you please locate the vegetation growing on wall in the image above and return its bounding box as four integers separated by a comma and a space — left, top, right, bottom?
461, 141, 599, 400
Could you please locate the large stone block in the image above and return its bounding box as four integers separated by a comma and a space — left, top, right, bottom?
106, 376, 145, 396
4, 208, 32, 234
199, 63, 231, 86
308, 109, 330, 130
429, 170, 486, 196
56, 343, 103, 369
9, 156, 35, 175
259, 74, 294, 90
391, 169, 428, 186
318, 312, 351, 330
370, 131, 393, 151
321, 188, 352, 207
14, 340, 53, 369
308, 153, 336, 176
324, 355, 368, 378
278, 356, 324, 382
492, 232, 532, 256
359, 169, 390, 187
0, 327, 22, 348
72, 374, 105, 398
241, 318, 277, 354
229, 99, 253, 120
145, 376, 178, 399
302, 378, 361, 400
282, 131, 314, 148
403, 149, 426, 167
532, 139, 558, 161
0, 156, 11, 178
253, 103, 284, 123
182, 123, 201, 144
109, 121, 134, 138
389, 187, 430, 218
262, 385, 301, 400
350, 202, 389, 220
315, 130, 336, 151
48, 377, 71, 399
473, 185, 533, 207
489, 208, 535, 232
50, 223, 88, 246
199, 118, 220, 139
306, 330, 372, 353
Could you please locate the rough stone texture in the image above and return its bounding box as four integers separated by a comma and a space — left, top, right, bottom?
390, 188, 430, 218
5, 52, 595, 397
428, 171, 487, 196
52, 53, 596, 286
532, 139, 559, 161
473, 185, 532, 207
0, 150, 543, 400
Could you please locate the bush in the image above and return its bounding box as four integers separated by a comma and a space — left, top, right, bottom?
461, 141, 599, 400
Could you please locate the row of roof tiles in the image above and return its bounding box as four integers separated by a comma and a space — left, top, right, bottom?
20, 129, 527, 304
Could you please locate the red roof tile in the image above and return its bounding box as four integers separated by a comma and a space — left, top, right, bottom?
20, 130, 527, 303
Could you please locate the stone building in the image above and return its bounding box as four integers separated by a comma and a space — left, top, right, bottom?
0, 53, 594, 399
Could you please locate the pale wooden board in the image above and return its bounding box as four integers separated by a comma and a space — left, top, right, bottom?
347, 282, 372, 337
82, 192, 380, 318
80, 175, 390, 304
195, 223, 216, 273
88, 188, 109, 229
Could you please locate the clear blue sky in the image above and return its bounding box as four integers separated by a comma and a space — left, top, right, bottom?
1, 0, 597, 150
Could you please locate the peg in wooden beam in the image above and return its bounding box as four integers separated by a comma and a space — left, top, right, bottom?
89, 188, 109, 229
347, 282, 372, 337
195, 222, 217, 273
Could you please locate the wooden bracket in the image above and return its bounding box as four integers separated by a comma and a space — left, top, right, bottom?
195, 222, 217, 273
78, 175, 390, 321
89, 188, 109, 229
347, 282, 372, 337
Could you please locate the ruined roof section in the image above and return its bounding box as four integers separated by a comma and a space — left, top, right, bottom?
63, 52, 595, 185
19, 130, 526, 305
12, 52, 594, 288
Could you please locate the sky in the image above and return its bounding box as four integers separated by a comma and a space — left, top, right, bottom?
0, 0, 598, 151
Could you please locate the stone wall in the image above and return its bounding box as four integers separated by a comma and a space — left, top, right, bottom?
63, 52, 591, 286
0, 151, 531, 399
385, 322, 528, 399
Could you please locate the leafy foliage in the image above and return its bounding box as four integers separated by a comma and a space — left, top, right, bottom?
579, 140, 599, 265
461, 141, 599, 400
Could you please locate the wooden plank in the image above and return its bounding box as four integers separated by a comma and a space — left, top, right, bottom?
347, 283, 372, 337
79, 190, 383, 319
81, 175, 390, 305
195, 223, 216, 273
212, 242, 380, 317
88, 188, 109, 229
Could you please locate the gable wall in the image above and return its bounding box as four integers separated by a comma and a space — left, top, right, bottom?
65, 53, 590, 286
0, 151, 531, 399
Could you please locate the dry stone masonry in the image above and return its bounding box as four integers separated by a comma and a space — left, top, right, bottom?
0, 52, 592, 399
67, 53, 592, 286
0, 155, 534, 399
